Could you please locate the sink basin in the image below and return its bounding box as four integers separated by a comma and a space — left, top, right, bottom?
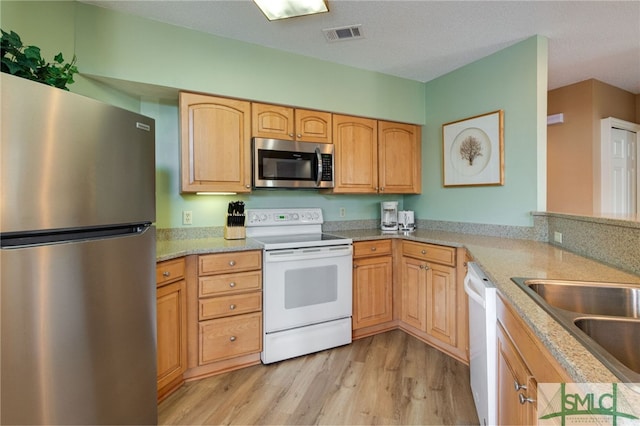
574, 317, 640, 374
522, 279, 640, 318
511, 277, 640, 385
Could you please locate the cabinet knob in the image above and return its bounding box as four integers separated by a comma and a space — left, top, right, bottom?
421, 249, 426, 255
289, 133, 294, 137
229, 304, 236, 310
229, 282, 236, 288
229, 260, 236, 266
380, 187, 385, 192
162, 271, 170, 277
514, 381, 527, 391
371, 247, 377, 251
518, 393, 535, 405
245, 184, 251, 189
353, 264, 358, 269
297, 134, 302, 138
420, 264, 429, 270
229, 336, 237, 342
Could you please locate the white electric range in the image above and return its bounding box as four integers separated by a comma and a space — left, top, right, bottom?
246, 208, 353, 364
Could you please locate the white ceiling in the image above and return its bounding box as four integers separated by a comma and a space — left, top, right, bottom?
81, 0, 640, 94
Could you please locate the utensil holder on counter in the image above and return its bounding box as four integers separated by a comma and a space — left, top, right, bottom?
224, 224, 246, 240
224, 200, 246, 240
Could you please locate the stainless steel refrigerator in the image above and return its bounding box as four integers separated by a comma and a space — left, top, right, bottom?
1, 74, 157, 425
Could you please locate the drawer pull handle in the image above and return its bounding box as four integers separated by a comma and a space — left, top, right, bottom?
229, 282, 236, 288
518, 394, 535, 405
421, 249, 426, 254
229, 304, 236, 310
229, 260, 236, 266
162, 271, 170, 277
514, 381, 527, 391
371, 247, 376, 251
229, 336, 236, 342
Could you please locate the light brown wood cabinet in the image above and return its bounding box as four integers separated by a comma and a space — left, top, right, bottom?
156, 258, 188, 402
352, 240, 394, 337
400, 241, 467, 362
179, 92, 252, 193
252, 103, 332, 143
332, 114, 421, 194
496, 294, 571, 425
185, 251, 263, 380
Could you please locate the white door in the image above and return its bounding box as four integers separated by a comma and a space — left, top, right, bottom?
600, 118, 639, 215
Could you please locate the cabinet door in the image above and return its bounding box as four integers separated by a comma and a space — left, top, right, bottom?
378, 121, 421, 194
332, 114, 378, 193
295, 109, 332, 143
400, 256, 427, 331
353, 255, 393, 330
426, 262, 457, 346
252, 103, 295, 140
180, 92, 251, 193
156, 279, 187, 397
497, 324, 537, 425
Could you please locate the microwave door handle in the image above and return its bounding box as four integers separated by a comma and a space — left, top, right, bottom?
315, 147, 322, 187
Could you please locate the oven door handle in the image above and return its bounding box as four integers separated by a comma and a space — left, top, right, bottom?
265, 246, 352, 263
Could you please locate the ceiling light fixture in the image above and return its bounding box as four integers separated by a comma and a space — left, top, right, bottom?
253, 0, 328, 21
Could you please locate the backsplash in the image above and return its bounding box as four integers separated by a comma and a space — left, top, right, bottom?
542, 212, 640, 276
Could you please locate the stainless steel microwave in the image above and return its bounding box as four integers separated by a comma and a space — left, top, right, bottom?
252, 138, 334, 189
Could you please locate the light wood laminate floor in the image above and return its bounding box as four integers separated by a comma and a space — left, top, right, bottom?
158, 330, 479, 425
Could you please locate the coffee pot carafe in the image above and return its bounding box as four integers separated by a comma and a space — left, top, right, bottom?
380, 201, 399, 231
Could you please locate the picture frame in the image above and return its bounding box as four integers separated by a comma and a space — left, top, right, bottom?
442, 110, 504, 187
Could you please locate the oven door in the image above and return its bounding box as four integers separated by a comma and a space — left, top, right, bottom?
263, 244, 352, 333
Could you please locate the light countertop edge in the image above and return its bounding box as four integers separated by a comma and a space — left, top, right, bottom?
156, 228, 640, 385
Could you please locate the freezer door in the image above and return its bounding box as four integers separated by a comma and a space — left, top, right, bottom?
1, 227, 157, 425
1, 74, 155, 234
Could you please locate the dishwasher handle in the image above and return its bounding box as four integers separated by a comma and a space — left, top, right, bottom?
464, 270, 486, 308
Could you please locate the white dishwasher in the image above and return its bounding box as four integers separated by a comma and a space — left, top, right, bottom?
464, 262, 497, 426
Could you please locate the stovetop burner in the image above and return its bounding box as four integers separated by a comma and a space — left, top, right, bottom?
245, 208, 351, 250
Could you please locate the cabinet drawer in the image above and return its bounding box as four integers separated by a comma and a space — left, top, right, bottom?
353, 239, 392, 258
199, 312, 262, 364
402, 241, 455, 266
199, 270, 262, 297
156, 257, 186, 287
199, 292, 262, 320
199, 251, 262, 276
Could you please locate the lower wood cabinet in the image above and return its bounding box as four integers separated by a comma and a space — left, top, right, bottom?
496, 294, 571, 425
352, 240, 394, 337
399, 241, 468, 362
184, 251, 263, 381
156, 258, 188, 402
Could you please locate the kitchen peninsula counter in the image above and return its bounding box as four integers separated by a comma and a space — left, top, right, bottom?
156, 226, 640, 385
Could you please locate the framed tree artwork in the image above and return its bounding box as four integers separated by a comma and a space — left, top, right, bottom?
442, 110, 504, 187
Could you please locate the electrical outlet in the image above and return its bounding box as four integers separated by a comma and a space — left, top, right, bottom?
183, 210, 193, 225
339, 207, 346, 217
554, 231, 563, 244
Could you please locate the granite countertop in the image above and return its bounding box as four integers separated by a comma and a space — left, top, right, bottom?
156, 227, 640, 384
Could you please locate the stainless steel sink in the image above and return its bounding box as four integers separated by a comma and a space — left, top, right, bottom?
574, 317, 640, 374
523, 279, 640, 318
511, 277, 640, 385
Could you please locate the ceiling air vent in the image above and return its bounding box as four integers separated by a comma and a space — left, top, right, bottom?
323, 25, 364, 43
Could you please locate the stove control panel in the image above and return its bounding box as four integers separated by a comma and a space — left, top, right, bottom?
246, 208, 323, 227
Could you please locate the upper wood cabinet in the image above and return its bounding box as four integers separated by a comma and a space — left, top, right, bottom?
179, 92, 252, 193
378, 121, 422, 194
332, 114, 421, 194
251, 103, 332, 143
332, 115, 379, 193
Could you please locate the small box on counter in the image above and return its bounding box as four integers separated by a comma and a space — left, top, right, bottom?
224, 200, 245, 240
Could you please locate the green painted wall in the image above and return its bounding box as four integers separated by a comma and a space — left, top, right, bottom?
405, 36, 548, 227
2, 2, 546, 229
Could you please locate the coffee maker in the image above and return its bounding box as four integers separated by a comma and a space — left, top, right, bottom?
380, 201, 399, 231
